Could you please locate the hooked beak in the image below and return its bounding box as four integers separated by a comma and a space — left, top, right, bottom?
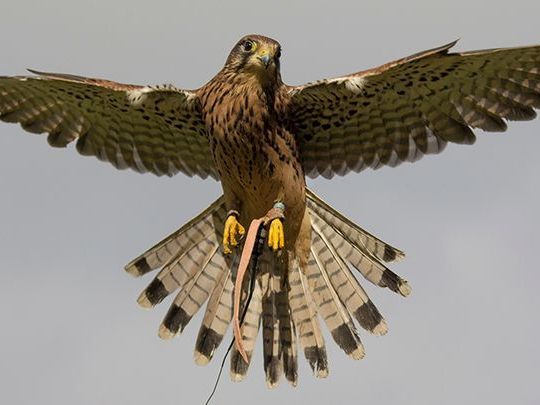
256, 46, 274, 68
258, 54, 271, 68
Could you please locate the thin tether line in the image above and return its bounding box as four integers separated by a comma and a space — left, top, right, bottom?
204, 227, 266, 405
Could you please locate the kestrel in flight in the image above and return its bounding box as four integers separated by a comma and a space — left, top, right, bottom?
1, 35, 539, 387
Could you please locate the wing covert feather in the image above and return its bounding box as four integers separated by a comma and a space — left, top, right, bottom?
0, 71, 217, 178
286, 42, 540, 178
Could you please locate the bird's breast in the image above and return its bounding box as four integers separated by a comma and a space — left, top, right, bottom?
201, 78, 305, 216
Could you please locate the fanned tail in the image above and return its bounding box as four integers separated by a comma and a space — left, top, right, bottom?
124, 196, 227, 277
300, 187, 410, 363
311, 222, 387, 336
276, 262, 298, 386
288, 260, 328, 377
306, 189, 411, 297
261, 251, 298, 387
124, 196, 238, 358
194, 254, 237, 365
124, 188, 410, 385
305, 246, 365, 359
261, 251, 282, 387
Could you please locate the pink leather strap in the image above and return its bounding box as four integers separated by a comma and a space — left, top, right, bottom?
232, 205, 285, 364
232, 218, 264, 363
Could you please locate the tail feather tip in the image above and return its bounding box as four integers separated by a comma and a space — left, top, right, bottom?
316, 368, 329, 378
136, 292, 153, 309
384, 246, 406, 263
230, 372, 246, 382
124, 257, 151, 277
287, 375, 298, 387
372, 319, 388, 336
266, 380, 279, 389
194, 351, 211, 366
158, 324, 176, 340
137, 278, 168, 308
351, 346, 365, 360
399, 281, 412, 297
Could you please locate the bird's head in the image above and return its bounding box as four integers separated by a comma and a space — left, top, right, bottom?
225, 35, 282, 83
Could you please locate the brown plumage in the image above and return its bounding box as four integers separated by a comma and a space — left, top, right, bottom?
1, 34, 540, 387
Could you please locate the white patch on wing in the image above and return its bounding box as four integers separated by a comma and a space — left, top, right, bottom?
126, 87, 153, 106
342, 76, 367, 93
321, 75, 367, 93
127, 85, 196, 106
183, 91, 197, 102
291, 75, 368, 95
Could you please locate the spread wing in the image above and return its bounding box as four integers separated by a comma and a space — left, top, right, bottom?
0, 70, 217, 178
286, 41, 540, 178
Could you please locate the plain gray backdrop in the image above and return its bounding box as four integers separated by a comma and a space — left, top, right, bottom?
1, 1, 539, 404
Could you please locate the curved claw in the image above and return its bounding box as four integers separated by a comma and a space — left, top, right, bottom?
223, 215, 245, 254
267, 218, 285, 251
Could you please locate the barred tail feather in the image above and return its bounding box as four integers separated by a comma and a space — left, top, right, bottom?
124, 195, 234, 354
307, 188, 411, 297
311, 222, 387, 335
194, 254, 238, 365
306, 189, 404, 263
123, 189, 409, 385
136, 236, 217, 308
158, 243, 221, 339
305, 248, 365, 360
310, 208, 408, 296
288, 261, 328, 378
297, 187, 411, 372
124, 196, 226, 277
261, 251, 282, 388
261, 252, 299, 388
277, 271, 298, 386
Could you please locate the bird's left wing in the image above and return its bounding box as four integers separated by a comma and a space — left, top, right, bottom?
285, 41, 540, 178
0, 70, 217, 178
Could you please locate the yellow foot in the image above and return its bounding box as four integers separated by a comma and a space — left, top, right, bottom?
223, 214, 245, 254
268, 218, 285, 251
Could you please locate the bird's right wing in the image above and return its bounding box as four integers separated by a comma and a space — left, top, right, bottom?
0, 70, 217, 178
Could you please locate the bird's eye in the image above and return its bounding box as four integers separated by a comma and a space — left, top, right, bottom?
243, 40, 255, 52
276, 47, 281, 58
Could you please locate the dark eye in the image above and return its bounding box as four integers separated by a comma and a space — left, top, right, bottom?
243, 41, 254, 52
276, 47, 281, 58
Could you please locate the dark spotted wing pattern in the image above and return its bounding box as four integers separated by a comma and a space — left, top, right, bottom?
0, 70, 216, 178
286, 41, 540, 178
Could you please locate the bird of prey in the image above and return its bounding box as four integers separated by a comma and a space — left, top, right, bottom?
1, 34, 539, 387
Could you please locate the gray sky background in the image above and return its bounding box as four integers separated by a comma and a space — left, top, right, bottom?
1, 1, 539, 404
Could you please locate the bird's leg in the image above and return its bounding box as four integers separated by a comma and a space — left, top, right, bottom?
223, 210, 246, 254
264, 201, 285, 251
